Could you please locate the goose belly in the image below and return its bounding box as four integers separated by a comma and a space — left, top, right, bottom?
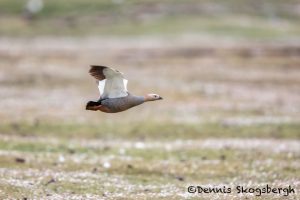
101, 96, 144, 113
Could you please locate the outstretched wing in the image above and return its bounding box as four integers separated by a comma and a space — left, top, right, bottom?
89, 66, 128, 99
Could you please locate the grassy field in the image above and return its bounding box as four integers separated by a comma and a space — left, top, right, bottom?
0, 0, 300, 39
0, 37, 299, 199
0, 0, 300, 199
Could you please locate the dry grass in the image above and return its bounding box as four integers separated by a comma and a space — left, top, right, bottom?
0, 38, 300, 123
0, 36, 299, 199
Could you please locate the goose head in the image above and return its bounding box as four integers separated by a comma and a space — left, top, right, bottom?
145, 93, 163, 101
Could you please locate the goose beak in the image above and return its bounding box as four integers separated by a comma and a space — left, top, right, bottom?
158, 97, 163, 100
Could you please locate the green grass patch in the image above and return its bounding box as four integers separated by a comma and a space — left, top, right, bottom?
0, 120, 299, 139
0, 0, 299, 38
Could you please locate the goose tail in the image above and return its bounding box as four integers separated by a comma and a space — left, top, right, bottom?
86, 101, 101, 110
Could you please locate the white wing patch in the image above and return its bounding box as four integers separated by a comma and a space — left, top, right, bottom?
98, 77, 128, 99
123, 79, 128, 91
98, 80, 106, 97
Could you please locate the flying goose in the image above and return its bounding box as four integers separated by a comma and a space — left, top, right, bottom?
86, 66, 163, 113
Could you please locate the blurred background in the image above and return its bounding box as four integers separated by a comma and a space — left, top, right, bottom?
0, 0, 299, 199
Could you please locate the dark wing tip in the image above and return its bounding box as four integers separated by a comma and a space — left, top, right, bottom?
89, 65, 108, 80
